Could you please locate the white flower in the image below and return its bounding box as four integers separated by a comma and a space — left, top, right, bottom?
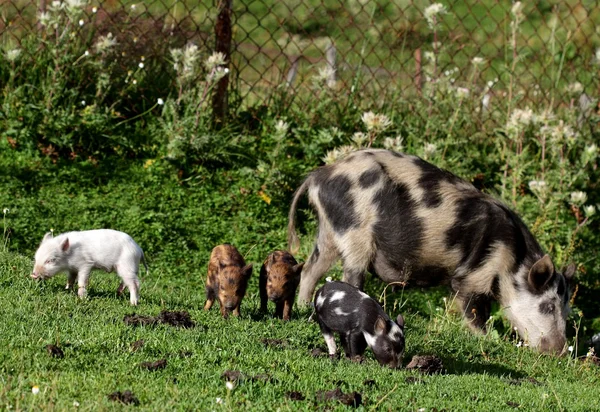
528, 180, 547, 193
78, 19, 84, 26
423, 142, 437, 158
2, 208, 8, 214
568, 345, 574, 353
511, 2, 523, 18
423, 51, 435, 61
81, 100, 86, 106
274, 120, 289, 137
585, 144, 597, 157
313, 66, 336, 86
38, 12, 50, 26
383, 135, 404, 152
94, 33, 117, 53
225, 381, 235, 391
73, 401, 80, 407
138, 62, 144, 69
66, 0, 83, 9
207, 66, 229, 82
204, 51, 227, 70
455, 87, 470, 99
584, 205, 596, 217
516, 341, 522, 347
92, 7, 97, 13
351, 132, 367, 147
471, 57, 485, 66
325, 277, 332, 282
570, 191, 587, 206
361, 111, 392, 133
130, 4, 136, 9
507, 107, 535, 131
216, 397, 223, 404
514, 326, 518, 331
5, 48, 21, 62
157, 98, 164, 105
32, 386, 40, 395
424, 3, 447, 28
566, 82, 583, 95
84, 50, 89, 56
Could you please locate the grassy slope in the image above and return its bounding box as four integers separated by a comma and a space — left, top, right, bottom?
1, 155, 599, 410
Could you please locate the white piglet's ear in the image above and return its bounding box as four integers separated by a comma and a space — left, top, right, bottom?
528, 254, 554, 292
396, 314, 405, 329
374, 317, 387, 335
42, 232, 53, 243
60, 238, 70, 252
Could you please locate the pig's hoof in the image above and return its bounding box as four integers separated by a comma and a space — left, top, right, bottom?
329, 354, 339, 362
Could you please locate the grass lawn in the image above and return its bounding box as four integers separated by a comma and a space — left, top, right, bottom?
1, 154, 599, 411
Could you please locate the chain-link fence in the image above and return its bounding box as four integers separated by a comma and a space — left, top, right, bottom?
2, 0, 599, 119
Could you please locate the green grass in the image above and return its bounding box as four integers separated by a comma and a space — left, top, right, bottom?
2, 249, 600, 411
1, 151, 600, 410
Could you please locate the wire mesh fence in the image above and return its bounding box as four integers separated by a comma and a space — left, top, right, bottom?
2, 0, 599, 121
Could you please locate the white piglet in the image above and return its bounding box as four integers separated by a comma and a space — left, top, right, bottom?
31, 229, 148, 305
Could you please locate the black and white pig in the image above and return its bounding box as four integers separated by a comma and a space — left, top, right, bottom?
314, 281, 405, 368
32, 229, 148, 305
288, 149, 576, 353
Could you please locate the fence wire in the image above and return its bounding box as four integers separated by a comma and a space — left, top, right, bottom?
2, 0, 599, 118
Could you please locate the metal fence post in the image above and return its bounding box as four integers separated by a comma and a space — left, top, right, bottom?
213, 0, 232, 125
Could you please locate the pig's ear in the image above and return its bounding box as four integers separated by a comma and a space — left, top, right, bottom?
60, 238, 70, 252
42, 232, 53, 243
528, 254, 555, 292
265, 254, 276, 272
562, 263, 576, 283
396, 314, 405, 329
292, 262, 304, 278
374, 316, 387, 335
242, 264, 253, 278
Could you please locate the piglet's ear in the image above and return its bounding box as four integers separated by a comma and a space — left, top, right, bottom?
42, 232, 53, 243
374, 317, 387, 335
528, 254, 555, 292
60, 238, 70, 252
562, 263, 576, 283
242, 264, 253, 278
396, 314, 405, 329
292, 262, 304, 278
265, 254, 276, 272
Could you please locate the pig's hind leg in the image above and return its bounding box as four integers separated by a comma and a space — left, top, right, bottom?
116, 261, 140, 306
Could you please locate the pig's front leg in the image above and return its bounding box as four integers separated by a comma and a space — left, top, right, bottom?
65, 270, 77, 291
77, 267, 92, 299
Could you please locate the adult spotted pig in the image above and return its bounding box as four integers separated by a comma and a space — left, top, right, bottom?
288, 149, 575, 353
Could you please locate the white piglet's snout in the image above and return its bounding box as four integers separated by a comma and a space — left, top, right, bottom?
32, 229, 148, 305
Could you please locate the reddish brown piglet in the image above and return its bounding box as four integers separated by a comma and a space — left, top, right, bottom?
204, 244, 253, 318
259, 250, 304, 321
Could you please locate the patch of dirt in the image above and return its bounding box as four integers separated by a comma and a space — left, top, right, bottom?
286, 391, 305, 401
123, 314, 156, 327
260, 338, 288, 348
139, 359, 167, 371
406, 355, 444, 375
131, 339, 145, 351
506, 401, 520, 408
316, 388, 362, 408
108, 390, 139, 406
363, 379, 376, 387
221, 370, 243, 382
123, 311, 195, 328
350, 355, 364, 363
404, 376, 423, 384
157, 310, 195, 328
508, 377, 542, 386
311, 348, 326, 358
251, 373, 272, 382
46, 345, 64, 358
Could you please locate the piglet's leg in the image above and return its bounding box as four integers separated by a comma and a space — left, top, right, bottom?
77, 268, 92, 299
347, 332, 367, 357
119, 272, 140, 306
319, 323, 337, 357
281, 298, 293, 321
66, 271, 77, 290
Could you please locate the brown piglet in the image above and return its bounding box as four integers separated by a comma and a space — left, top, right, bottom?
204, 244, 253, 318
259, 250, 304, 321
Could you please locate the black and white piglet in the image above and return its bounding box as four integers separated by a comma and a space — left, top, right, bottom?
314, 281, 405, 368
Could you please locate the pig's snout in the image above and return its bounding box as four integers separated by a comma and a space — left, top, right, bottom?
539, 336, 567, 355
268, 292, 283, 301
